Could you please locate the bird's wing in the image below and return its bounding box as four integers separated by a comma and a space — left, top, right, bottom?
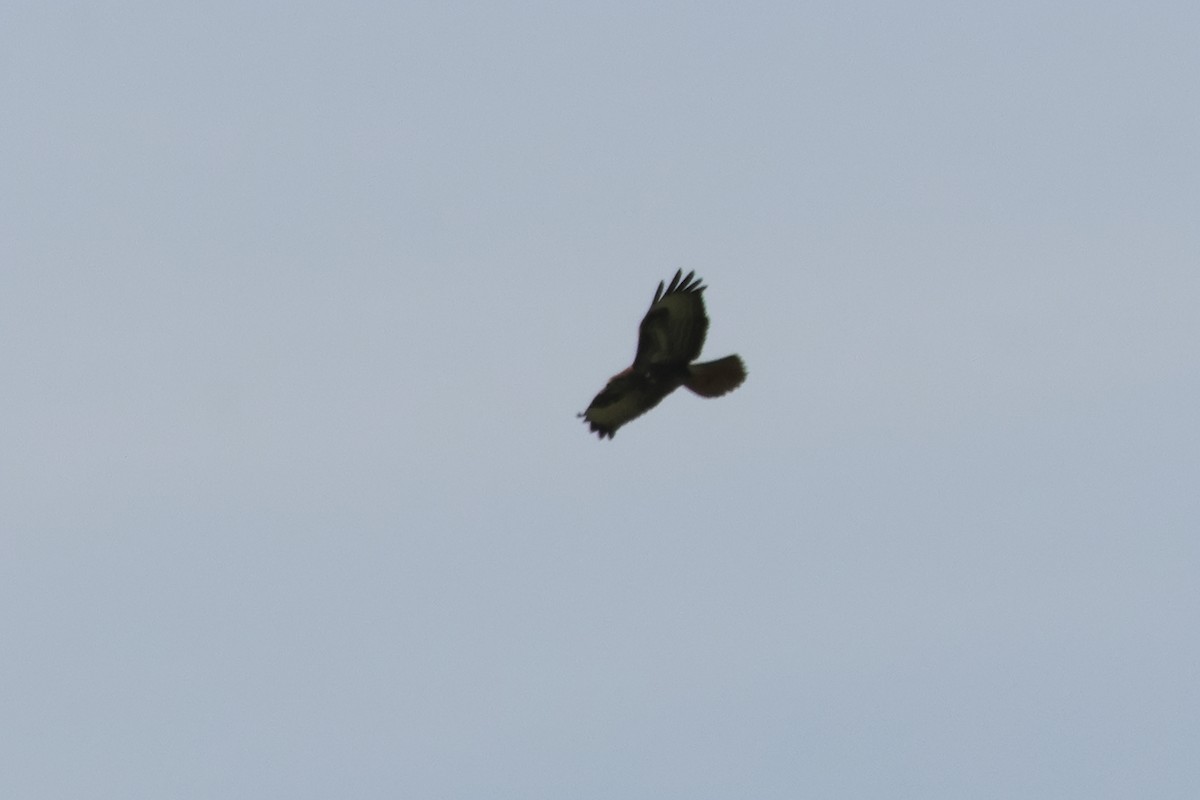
633, 269, 709, 368
578, 369, 674, 439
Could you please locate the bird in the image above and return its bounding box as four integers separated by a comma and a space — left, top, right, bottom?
579, 269, 746, 439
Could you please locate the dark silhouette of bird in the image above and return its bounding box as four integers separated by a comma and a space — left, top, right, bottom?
579, 270, 746, 439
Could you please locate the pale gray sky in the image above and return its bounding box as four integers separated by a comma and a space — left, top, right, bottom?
3, 2, 1199, 797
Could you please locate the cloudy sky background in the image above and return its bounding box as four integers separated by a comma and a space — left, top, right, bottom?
3, 2, 1198, 797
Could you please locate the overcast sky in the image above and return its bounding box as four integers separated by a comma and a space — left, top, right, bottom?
3, 2, 1199, 798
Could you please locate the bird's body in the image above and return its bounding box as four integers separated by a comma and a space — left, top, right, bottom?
579, 270, 746, 439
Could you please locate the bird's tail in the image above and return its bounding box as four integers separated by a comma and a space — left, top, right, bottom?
684, 355, 747, 398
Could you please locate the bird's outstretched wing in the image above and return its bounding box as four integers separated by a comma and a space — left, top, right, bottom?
577, 368, 674, 439
633, 269, 709, 368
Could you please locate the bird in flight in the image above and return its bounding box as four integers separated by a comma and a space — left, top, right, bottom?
579, 269, 746, 439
